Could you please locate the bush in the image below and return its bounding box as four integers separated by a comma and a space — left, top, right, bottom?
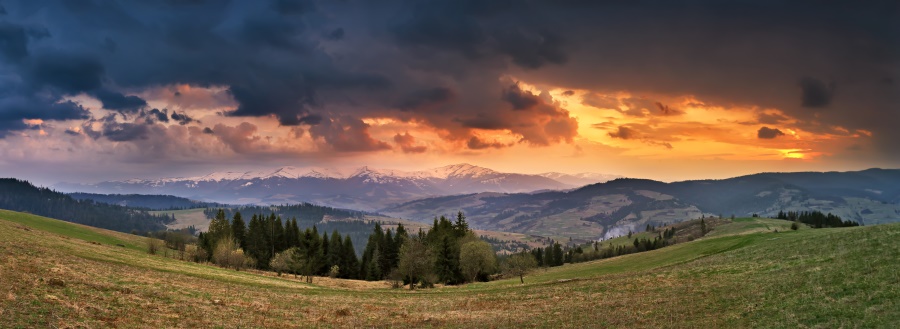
212, 239, 251, 270
147, 236, 163, 255
790, 222, 799, 230
185, 244, 208, 263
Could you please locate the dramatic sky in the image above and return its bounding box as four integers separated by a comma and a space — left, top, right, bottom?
0, 0, 897, 185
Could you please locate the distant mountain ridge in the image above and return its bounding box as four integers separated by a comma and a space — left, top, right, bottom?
537, 172, 624, 187
53, 164, 618, 211
381, 168, 900, 242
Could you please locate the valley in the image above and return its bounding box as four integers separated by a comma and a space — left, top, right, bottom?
61, 168, 900, 243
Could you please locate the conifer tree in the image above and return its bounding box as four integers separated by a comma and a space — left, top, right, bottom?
552, 242, 564, 266
326, 230, 343, 271
381, 229, 397, 275
434, 236, 461, 284
231, 211, 246, 250
273, 216, 285, 253
340, 237, 359, 279
454, 211, 469, 238
207, 209, 232, 247
246, 214, 272, 269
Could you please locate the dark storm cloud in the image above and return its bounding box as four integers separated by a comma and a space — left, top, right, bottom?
757, 127, 786, 139
101, 121, 150, 142
502, 83, 541, 110
0, 0, 894, 160
308, 116, 391, 152
388, 0, 567, 69
273, 0, 317, 15
0, 95, 90, 137
26, 51, 104, 93
466, 136, 508, 150
146, 108, 169, 123
0, 21, 28, 61
93, 89, 147, 113
395, 87, 455, 111
513, 0, 898, 158
323, 28, 344, 41
799, 77, 835, 108
170, 111, 195, 125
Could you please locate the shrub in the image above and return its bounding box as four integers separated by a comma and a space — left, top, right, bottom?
147, 236, 162, 255
213, 239, 251, 270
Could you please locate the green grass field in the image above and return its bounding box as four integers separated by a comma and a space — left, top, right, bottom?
1, 209, 897, 328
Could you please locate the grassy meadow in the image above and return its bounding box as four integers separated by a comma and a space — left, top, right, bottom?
1, 209, 897, 328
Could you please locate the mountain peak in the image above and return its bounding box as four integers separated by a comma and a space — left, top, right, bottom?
429, 163, 497, 179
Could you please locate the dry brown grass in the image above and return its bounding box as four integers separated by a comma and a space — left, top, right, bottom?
2, 210, 897, 328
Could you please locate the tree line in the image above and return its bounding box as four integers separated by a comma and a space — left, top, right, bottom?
775, 210, 859, 228
0, 178, 172, 232
525, 226, 683, 270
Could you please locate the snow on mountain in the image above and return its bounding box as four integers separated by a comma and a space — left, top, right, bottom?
538, 172, 623, 187
53, 164, 617, 211
426, 163, 498, 179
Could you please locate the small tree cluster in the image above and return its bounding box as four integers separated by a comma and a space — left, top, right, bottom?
187, 209, 361, 280
391, 212, 498, 288
775, 210, 859, 228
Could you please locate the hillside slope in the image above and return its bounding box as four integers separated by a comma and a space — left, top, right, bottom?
2, 209, 896, 328
0, 178, 172, 233
383, 169, 900, 241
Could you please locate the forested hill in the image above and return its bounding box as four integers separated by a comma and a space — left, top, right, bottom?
69, 192, 223, 210
207, 203, 367, 225
0, 178, 173, 232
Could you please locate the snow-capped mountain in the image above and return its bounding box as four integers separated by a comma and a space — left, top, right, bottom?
53, 164, 598, 211
538, 172, 623, 187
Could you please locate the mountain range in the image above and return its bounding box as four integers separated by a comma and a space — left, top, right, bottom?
381, 169, 900, 242
54, 164, 620, 211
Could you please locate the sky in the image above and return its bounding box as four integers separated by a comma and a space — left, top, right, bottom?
0, 0, 897, 186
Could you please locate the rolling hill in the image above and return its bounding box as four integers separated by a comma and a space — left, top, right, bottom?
1, 209, 896, 327
0, 178, 172, 233
68, 192, 222, 210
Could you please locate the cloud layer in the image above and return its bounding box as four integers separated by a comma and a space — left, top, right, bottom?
0, 0, 896, 182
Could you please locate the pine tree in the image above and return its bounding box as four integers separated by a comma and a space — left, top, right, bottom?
207, 209, 232, 248
340, 237, 359, 279
381, 229, 396, 274
531, 248, 544, 267
366, 249, 382, 281
360, 223, 384, 280
454, 211, 469, 238
552, 243, 564, 266
434, 236, 460, 284
231, 211, 246, 250
273, 216, 285, 253
246, 214, 271, 269
326, 230, 343, 271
